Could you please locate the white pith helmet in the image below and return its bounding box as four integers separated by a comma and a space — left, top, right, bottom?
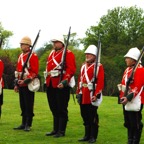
124, 47, 140, 61
51, 36, 65, 45
20, 36, 32, 46
84, 45, 97, 56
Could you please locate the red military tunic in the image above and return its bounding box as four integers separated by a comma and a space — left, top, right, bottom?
119, 65, 144, 104
46, 49, 76, 88
0, 60, 4, 88
16, 51, 39, 87
76, 63, 104, 104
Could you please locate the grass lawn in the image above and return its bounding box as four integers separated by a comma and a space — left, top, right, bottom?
0, 89, 144, 144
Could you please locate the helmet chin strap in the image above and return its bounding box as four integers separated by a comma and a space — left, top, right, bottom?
54, 46, 64, 51
86, 58, 95, 64
22, 47, 30, 53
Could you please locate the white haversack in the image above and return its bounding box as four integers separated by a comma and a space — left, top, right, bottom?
28, 78, 40, 92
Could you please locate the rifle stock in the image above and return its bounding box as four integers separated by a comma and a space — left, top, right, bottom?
20, 30, 41, 80
59, 27, 71, 82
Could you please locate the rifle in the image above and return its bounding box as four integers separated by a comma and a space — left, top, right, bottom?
59, 27, 76, 104
59, 26, 71, 82
92, 35, 101, 96
20, 30, 41, 80
123, 46, 144, 97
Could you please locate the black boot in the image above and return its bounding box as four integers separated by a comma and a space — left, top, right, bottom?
137, 125, 143, 144
78, 125, 90, 141
54, 118, 67, 138
88, 125, 98, 143
24, 124, 31, 132
27, 117, 33, 127
132, 128, 140, 144
13, 116, 26, 130
46, 117, 59, 136
133, 137, 139, 144
21, 116, 26, 123
13, 125, 25, 130
24, 117, 32, 132
127, 128, 133, 144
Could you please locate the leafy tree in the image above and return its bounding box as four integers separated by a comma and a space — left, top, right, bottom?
64, 32, 82, 49
0, 22, 13, 49
83, 6, 144, 96
0, 48, 22, 89
0, 52, 15, 89
3, 6, 144, 96
36, 43, 52, 58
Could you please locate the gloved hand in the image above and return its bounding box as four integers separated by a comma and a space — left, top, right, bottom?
126, 92, 134, 101
60, 80, 68, 87
24, 78, 32, 84
76, 94, 82, 104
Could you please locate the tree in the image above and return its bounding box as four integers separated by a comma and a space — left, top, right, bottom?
82, 6, 144, 96
0, 22, 13, 49
64, 32, 82, 49
84, 6, 144, 53
0, 49, 21, 89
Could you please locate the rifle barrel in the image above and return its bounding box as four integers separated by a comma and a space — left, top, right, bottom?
59, 27, 71, 82
92, 36, 101, 96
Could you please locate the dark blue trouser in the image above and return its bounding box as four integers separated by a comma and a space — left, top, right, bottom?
123, 104, 143, 143
19, 86, 34, 126
0, 88, 3, 105
80, 104, 99, 139
46, 83, 70, 120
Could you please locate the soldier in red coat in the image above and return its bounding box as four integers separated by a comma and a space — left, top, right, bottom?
13, 36, 39, 131
45, 36, 76, 137
76, 45, 104, 143
118, 47, 144, 144
0, 59, 4, 117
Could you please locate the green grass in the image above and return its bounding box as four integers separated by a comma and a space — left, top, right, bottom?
0, 89, 144, 144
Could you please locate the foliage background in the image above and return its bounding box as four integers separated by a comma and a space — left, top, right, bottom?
1, 6, 144, 96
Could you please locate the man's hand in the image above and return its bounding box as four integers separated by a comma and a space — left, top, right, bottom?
120, 97, 128, 105
57, 83, 64, 89
91, 96, 97, 102
14, 86, 19, 92
17, 80, 24, 85
57, 80, 68, 89
76, 94, 82, 104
